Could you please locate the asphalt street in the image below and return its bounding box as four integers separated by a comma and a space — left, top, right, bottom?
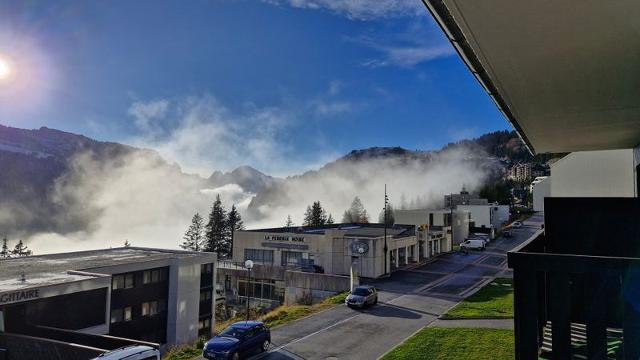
203, 214, 543, 360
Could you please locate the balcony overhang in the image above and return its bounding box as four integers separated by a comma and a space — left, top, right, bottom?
423, 0, 640, 154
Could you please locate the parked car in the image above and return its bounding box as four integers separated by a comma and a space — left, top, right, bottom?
92, 345, 159, 360
203, 321, 271, 360
503, 230, 513, 238
460, 239, 486, 251
345, 285, 378, 308
512, 221, 523, 228
302, 264, 325, 273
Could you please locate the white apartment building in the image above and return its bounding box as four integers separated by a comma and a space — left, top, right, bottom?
395, 208, 470, 245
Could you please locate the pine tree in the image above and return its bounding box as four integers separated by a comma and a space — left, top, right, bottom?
378, 203, 396, 226
181, 213, 205, 251
124, 240, 131, 247
226, 205, 244, 258
342, 196, 369, 223
11, 240, 32, 257
205, 194, 230, 257
327, 214, 335, 224
285, 215, 294, 227
303, 201, 328, 226
1, 236, 9, 258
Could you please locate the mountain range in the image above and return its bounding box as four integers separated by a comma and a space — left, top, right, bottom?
0, 124, 535, 238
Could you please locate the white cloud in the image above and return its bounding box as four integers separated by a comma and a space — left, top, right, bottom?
127, 95, 295, 176
362, 43, 455, 68
127, 99, 170, 133
263, 0, 424, 20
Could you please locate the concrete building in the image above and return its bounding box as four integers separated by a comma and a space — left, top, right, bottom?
509, 163, 532, 182
531, 176, 551, 212
549, 149, 636, 197
395, 208, 470, 245
0, 247, 216, 355
218, 224, 419, 308
232, 223, 418, 279
457, 204, 510, 230
444, 187, 488, 208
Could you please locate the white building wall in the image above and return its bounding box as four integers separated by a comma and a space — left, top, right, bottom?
551, 149, 636, 197
457, 205, 491, 228
533, 177, 551, 212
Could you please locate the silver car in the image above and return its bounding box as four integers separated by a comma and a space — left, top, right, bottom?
345, 285, 378, 308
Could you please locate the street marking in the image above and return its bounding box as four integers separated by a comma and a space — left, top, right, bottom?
266, 293, 411, 355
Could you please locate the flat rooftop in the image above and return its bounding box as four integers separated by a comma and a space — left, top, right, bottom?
0, 247, 214, 292
242, 223, 415, 238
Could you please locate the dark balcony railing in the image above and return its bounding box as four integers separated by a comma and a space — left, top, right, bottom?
508, 197, 640, 360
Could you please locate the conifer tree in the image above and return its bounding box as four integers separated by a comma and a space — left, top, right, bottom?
181, 213, 205, 251
205, 194, 230, 257
11, 240, 32, 257
303, 201, 328, 226
378, 203, 396, 226
285, 215, 294, 227
1, 236, 9, 258
226, 205, 244, 258
327, 214, 335, 224
342, 196, 369, 223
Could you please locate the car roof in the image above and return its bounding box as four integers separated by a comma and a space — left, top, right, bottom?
96, 345, 157, 359
231, 320, 264, 329
354, 285, 374, 290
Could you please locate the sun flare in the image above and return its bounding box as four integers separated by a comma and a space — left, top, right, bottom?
0, 57, 11, 79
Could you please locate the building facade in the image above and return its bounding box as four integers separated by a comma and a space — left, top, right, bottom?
395, 208, 470, 245
0, 247, 216, 353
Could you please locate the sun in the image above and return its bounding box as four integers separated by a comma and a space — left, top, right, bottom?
0, 57, 11, 79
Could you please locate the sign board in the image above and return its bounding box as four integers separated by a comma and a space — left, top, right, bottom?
0, 289, 40, 305
263, 235, 305, 242
261, 242, 309, 250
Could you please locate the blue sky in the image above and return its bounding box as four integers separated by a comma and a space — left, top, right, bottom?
0, 0, 508, 175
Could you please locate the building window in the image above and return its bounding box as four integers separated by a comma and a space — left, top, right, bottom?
201, 263, 213, 274
238, 278, 283, 302
244, 249, 274, 264
112, 273, 134, 290
142, 300, 165, 316
198, 317, 211, 330
110, 306, 132, 323
143, 269, 165, 285
200, 290, 212, 302
281, 251, 302, 266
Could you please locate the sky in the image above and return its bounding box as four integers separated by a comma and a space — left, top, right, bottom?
0, 0, 509, 176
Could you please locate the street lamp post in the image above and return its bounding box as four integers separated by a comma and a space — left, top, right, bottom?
244, 259, 254, 321
383, 184, 389, 276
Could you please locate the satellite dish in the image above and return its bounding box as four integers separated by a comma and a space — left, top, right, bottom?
244, 260, 254, 269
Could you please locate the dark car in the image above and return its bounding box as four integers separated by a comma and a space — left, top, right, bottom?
203, 321, 270, 360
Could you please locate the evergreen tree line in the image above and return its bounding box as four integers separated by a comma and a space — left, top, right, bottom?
181, 194, 244, 259
1, 236, 32, 258
285, 196, 396, 228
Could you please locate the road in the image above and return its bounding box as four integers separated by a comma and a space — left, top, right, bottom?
204, 214, 543, 360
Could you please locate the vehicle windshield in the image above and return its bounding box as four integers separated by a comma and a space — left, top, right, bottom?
352, 288, 369, 296
219, 326, 248, 339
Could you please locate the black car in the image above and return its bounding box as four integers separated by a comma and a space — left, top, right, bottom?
203, 321, 271, 360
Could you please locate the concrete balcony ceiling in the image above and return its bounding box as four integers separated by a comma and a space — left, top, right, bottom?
424, 0, 640, 154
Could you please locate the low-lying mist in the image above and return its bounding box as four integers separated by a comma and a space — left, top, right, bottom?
22, 145, 500, 254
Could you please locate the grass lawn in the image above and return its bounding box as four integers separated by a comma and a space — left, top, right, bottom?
163, 291, 348, 360
382, 327, 514, 360
442, 278, 513, 319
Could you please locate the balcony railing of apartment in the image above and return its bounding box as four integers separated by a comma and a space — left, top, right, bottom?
508, 197, 640, 360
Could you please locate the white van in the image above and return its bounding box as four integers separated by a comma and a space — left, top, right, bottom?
91, 345, 160, 360
460, 239, 486, 251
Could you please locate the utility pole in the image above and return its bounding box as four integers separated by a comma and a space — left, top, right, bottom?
450, 192, 454, 247
383, 184, 389, 275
